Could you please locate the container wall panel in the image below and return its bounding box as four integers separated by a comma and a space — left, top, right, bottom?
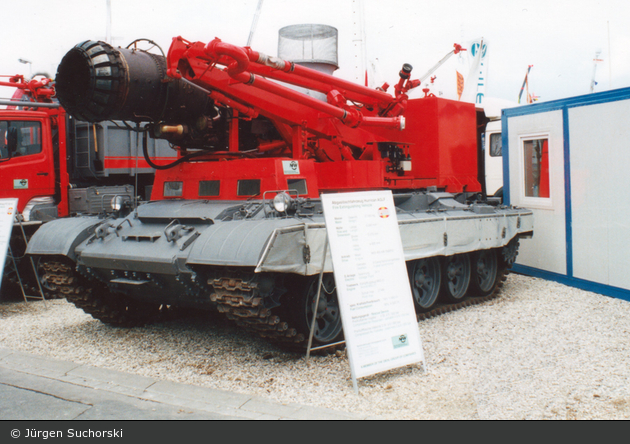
569, 100, 630, 289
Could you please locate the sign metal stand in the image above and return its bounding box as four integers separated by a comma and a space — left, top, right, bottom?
305, 235, 346, 359
15, 214, 47, 304
0, 199, 46, 304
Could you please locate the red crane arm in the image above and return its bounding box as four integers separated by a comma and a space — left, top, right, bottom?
165, 37, 407, 137
0, 75, 55, 103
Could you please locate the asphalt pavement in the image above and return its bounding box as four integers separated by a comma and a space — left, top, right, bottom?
0, 347, 368, 421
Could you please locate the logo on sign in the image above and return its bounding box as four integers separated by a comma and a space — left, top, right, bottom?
392, 333, 409, 349
471, 42, 487, 58
378, 206, 390, 218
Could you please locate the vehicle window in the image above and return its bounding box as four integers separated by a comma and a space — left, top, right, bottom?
0, 123, 6, 159
199, 180, 220, 197
0, 120, 42, 158
237, 179, 261, 197
489, 133, 502, 157
287, 178, 307, 195
163, 181, 183, 197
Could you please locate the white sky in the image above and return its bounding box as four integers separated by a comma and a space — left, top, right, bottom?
1, 0, 629, 105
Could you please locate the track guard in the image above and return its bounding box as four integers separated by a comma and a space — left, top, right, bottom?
25, 216, 101, 261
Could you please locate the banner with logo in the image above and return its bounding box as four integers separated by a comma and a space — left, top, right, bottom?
0, 198, 18, 292
321, 191, 424, 380
460, 37, 489, 106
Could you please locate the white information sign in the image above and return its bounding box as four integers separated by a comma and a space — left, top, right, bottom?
321, 191, 424, 380
0, 199, 19, 292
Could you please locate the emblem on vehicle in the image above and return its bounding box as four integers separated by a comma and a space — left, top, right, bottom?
282, 160, 300, 175
13, 179, 28, 189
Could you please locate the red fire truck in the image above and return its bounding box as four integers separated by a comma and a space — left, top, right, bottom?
0, 74, 173, 297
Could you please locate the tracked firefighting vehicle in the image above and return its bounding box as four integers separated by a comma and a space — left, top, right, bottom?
26, 26, 533, 349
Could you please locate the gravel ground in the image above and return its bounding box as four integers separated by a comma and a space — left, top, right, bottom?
1, 272, 630, 420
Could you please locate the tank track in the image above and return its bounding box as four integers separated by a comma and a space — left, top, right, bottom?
42, 259, 164, 327
208, 264, 511, 352
2, 238, 61, 300
210, 276, 306, 346
36, 254, 510, 351
37, 260, 75, 299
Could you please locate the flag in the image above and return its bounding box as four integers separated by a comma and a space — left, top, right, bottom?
518, 65, 533, 104
456, 71, 464, 100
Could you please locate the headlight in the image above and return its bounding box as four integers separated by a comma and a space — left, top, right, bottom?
110, 195, 125, 211
273, 192, 293, 213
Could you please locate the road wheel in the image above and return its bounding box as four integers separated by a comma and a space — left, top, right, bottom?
288, 274, 344, 348
440, 253, 471, 303
407, 257, 441, 312
469, 249, 503, 297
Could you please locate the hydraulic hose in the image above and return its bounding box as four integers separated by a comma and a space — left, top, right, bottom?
141, 128, 206, 170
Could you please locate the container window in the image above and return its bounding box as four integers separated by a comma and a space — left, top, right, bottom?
237, 179, 261, 197
489, 133, 502, 157
287, 178, 307, 195
199, 180, 220, 197
523, 138, 549, 198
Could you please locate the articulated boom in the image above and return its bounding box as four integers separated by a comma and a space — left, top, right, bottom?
167, 37, 408, 131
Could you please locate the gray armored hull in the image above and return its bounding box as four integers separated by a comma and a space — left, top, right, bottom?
27, 192, 533, 349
